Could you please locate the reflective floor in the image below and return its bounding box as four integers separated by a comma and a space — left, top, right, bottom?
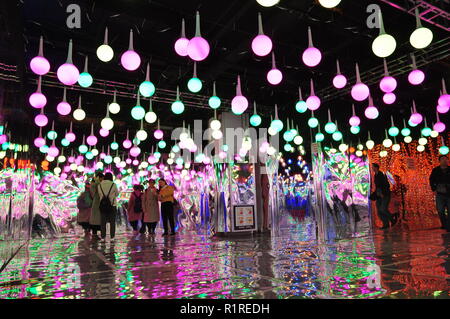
0, 224, 449, 299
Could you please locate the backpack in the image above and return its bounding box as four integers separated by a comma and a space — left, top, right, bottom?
99, 184, 115, 214
77, 191, 92, 210
134, 193, 143, 212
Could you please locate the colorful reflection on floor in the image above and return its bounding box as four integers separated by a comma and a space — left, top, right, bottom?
0, 223, 449, 299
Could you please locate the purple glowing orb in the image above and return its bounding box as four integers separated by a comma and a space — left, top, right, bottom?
251, 35, 272, 57
349, 115, 361, 127
433, 122, 446, 133
34, 114, 48, 127
57, 63, 80, 85
333, 74, 347, 89
438, 94, 450, 108
267, 69, 283, 85
351, 83, 370, 101
380, 76, 397, 93
30, 56, 50, 76
57, 101, 71, 116
0, 135, 7, 144
306, 95, 321, 111
410, 113, 423, 125
437, 104, 449, 114
48, 146, 59, 158
302, 47, 322, 67
34, 137, 45, 148
154, 129, 164, 140
187, 37, 210, 61
29, 92, 47, 109
65, 132, 76, 142
365, 106, 379, 119
231, 95, 249, 115
99, 128, 109, 137
408, 69, 425, 85
174, 37, 190, 57
121, 50, 141, 71
383, 93, 396, 104
87, 135, 98, 146
123, 139, 132, 149
130, 146, 141, 157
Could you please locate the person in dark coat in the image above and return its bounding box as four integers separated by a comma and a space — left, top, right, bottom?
429, 155, 450, 231
372, 163, 396, 230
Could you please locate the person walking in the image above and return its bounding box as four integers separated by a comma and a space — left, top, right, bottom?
89, 172, 104, 239
158, 179, 176, 236
98, 172, 119, 241
429, 155, 450, 231
127, 184, 144, 235
372, 163, 396, 230
141, 179, 160, 235
77, 181, 93, 236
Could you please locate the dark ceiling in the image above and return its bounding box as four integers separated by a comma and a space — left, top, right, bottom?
0, 0, 449, 159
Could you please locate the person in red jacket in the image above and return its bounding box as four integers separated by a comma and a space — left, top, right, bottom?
127, 184, 144, 235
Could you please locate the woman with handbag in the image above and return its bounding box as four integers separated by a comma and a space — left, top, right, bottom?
141, 179, 160, 235
127, 184, 144, 235
77, 181, 93, 237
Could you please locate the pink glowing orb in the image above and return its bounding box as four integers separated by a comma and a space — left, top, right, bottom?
99, 128, 109, 137
148, 155, 157, 164
189, 144, 198, 153
34, 137, 45, 148
48, 146, 59, 158
154, 129, 164, 140
383, 92, 396, 104
65, 132, 76, 142
437, 104, 449, 114
133, 159, 139, 166
34, 114, 48, 127
365, 106, 379, 119
306, 95, 321, 111
100, 153, 106, 159
76, 155, 84, 163
302, 47, 322, 67
174, 37, 190, 56
121, 50, 141, 71
126, 158, 132, 164
57, 101, 71, 116
231, 95, 249, 115
187, 37, 210, 61
68, 156, 75, 163
408, 69, 425, 85
410, 113, 423, 125
251, 35, 272, 57
0, 135, 7, 144
123, 139, 132, 149
351, 83, 370, 101
30, 56, 50, 75
86, 135, 97, 146
61, 173, 68, 179
380, 76, 397, 93
267, 69, 283, 85
130, 146, 141, 157
63, 166, 71, 173
29, 92, 47, 109
57, 63, 80, 85
438, 94, 450, 108
333, 74, 347, 89
219, 151, 227, 159
349, 115, 360, 127
433, 122, 446, 133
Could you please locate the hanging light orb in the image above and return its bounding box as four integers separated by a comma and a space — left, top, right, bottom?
366, 139, 375, 150
57, 101, 71, 116
57, 63, 80, 85
270, 119, 284, 132
47, 131, 57, 140
315, 132, 325, 142
439, 145, 449, 155
421, 127, 432, 137
294, 135, 303, 145
187, 37, 210, 62
349, 115, 360, 127
78, 72, 93, 88
417, 144, 425, 152
139, 81, 155, 97
211, 130, 223, 140
250, 114, 262, 127
401, 127, 411, 137
110, 141, 119, 150
430, 130, 439, 138
268, 127, 277, 136
61, 138, 70, 147
256, 0, 279, 7
73, 108, 86, 121
267, 69, 283, 85
136, 130, 147, 141
410, 112, 423, 125
306, 96, 321, 111
208, 96, 221, 109
437, 104, 449, 114
131, 105, 145, 120
121, 50, 141, 71
251, 34, 272, 57
91, 149, 99, 156
231, 96, 249, 115
175, 37, 190, 56
99, 128, 109, 137
65, 132, 76, 142
34, 137, 45, 148
154, 129, 164, 140
339, 143, 348, 153
187, 77, 202, 93
318, 0, 341, 8
283, 131, 294, 142
380, 76, 397, 93
48, 146, 59, 158
324, 122, 337, 134
295, 100, 307, 113
383, 93, 396, 104
39, 144, 49, 154
85, 151, 94, 160
433, 122, 446, 133
308, 117, 319, 128
210, 119, 221, 131
130, 146, 141, 157
30, 56, 50, 76
96, 44, 114, 62
34, 114, 48, 127
302, 47, 322, 67
408, 120, 418, 127
351, 83, 370, 101
438, 93, 450, 108
171, 100, 185, 115
365, 106, 379, 119
145, 111, 157, 124
404, 136, 412, 143
379, 150, 388, 157
78, 144, 88, 154
383, 138, 393, 148
332, 131, 342, 141
333, 74, 347, 89
283, 144, 293, 152
410, 27, 433, 49
372, 34, 397, 58
388, 127, 399, 137
86, 135, 97, 146
58, 155, 66, 163
101, 117, 114, 131
29, 92, 47, 109
408, 69, 425, 85
109, 102, 121, 114
104, 155, 113, 164
350, 126, 360, 134
123, 139, 132, 149
158, 140, 166, 149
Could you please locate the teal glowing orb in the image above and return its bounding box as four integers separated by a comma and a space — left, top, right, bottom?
408, 120, 418, 127
85, 151, 94, 160
78, 145, 88, 154
388, 126, 400, 137
208, 96, 221, 109
132, 138, 141, 145
270, 119, 284, 132
78, 72, 93, 88
295, 101, 307, 113
131, 105, 146, 120
39, 145, 49, 154
104, 155, 113, 164
61, 138, 70, 147
2, 143, 9, 151
284, 144, 292, 152
172, 145, 180, 153
154, 151, 161, 159
401, 127, 411, 137
350, 126, 360, 135
283, 131, 294, 142
139, 81, 155, 97
421, 127, 432, 137
171, 100, 185, 114
47, 131, 57, 140
158, 140, 166, 149
187, 77, 202, 93
324, 122, 337, 134
332, 131, 343, 141
110, 142, 119, 150
250, 114, 262, 127
308, 117, 319, 128
439, 145, 449, 155
315, 132, 325, 142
